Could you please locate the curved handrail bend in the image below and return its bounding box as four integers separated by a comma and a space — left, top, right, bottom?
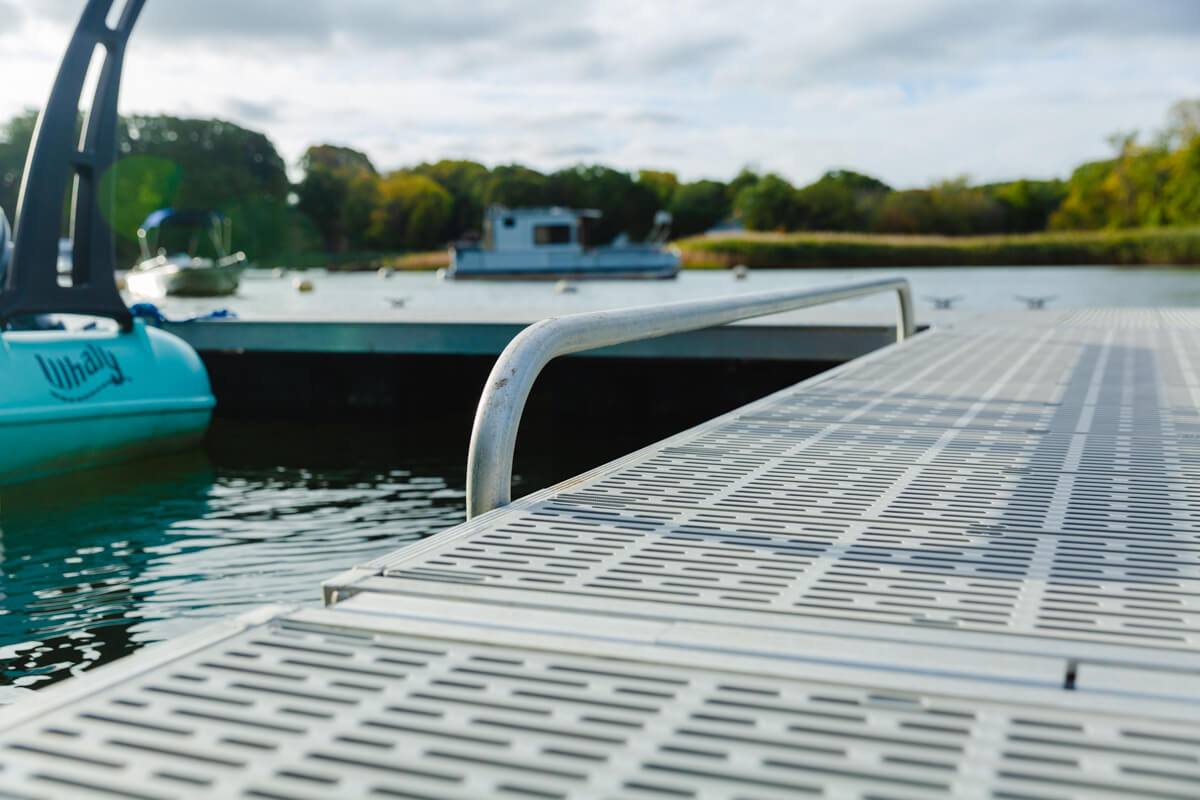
466, 276, 914, 519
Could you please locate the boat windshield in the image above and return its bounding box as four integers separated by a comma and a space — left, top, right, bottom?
148, 215, 227, 259
533, 224, 571, 245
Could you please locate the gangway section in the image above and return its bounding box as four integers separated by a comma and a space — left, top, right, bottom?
1, 308, 1199, 798
331, 310, 1200, 671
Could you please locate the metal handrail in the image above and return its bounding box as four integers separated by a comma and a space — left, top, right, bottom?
466, 276, 914, 519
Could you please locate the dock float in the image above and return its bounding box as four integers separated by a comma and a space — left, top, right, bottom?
166, 306, 921, 417
2, 303, 1200, 798
167, 307, 909, 361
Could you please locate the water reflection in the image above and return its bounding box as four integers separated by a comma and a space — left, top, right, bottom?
0, 451, 211, 689
0, 418, 467, 691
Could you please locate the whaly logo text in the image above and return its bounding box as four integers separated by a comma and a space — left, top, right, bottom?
35, 344, 130, 402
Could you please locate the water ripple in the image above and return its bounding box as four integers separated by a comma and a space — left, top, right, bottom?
0, 420, 465, 692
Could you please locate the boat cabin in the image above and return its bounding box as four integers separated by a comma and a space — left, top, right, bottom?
482, 206, 600, 253
449, 205, 678, 280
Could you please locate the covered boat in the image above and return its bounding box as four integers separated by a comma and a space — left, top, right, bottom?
447, 206, 680, 280
126, 208, 246, 297
0, 0, 214, 484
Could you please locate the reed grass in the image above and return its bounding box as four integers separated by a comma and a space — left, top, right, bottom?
677, 227, 1200, 268
259, 250, 451, 271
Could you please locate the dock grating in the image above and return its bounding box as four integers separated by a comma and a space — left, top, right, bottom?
5, 610, 1200, 800
3, 309, 1200, 797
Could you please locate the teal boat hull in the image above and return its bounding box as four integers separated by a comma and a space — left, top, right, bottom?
0, 320, 214, 483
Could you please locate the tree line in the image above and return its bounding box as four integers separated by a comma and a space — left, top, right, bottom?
0, 99, 1197, 263
294, 152, 698, 253
0, 109, 302, 263
1051, 101, 1200, 230
724, 100, 1200, 237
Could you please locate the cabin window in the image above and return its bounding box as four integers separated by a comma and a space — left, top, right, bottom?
503, 216, 516, 228
534, 224, 572, 245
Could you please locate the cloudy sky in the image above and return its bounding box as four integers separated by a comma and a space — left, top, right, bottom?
2, 0, 1199, 188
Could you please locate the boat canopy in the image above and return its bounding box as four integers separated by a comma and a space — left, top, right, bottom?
140, 208, 224, 231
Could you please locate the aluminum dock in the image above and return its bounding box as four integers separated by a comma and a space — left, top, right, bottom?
2, 304, 1200, 798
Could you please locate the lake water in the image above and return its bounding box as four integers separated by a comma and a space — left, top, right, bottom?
3, 265, 1198, 698
0, 419, 467, 699
149, 264, 1200, 318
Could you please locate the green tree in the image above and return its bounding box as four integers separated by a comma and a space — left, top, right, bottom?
110, 115, 290, 260
871, 190, 935, 234
928, 176, 1005, 235
989, 179, 1067, 233
220, 193, 317, 263
823, 169, 890, 195
2, 111, 292, 260
726, 167, 760, 209
301, 144, 374, 174
794, 170, 891, 231
1162, 99, 1200, 150
0, 109, 38, 220
121, 115, 289, 205
367, 172, 453, 251
1050, 160, 1113, 230
1050, 133, 1172, 230
484, 165, 550, 208
669, 179, 730, 237
98, 154, 182, 249
636, 170, 678, 209
546, 165, 660, 242
343, 169, 381, 248
1104, 133, 1154, 227
735, 174, 800, 231
1163, 135, 1200, 224
295, 144, 378, 251
410, 159, 489, 241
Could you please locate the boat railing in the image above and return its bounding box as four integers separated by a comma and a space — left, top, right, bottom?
465, 276, 914, 518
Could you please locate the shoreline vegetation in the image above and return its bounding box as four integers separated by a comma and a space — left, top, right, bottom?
309, 226, 1200, 272
676, 226, 1200, 268
2, 100, 1197, 269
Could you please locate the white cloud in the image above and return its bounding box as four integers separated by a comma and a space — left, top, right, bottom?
2, 0, 1198, 188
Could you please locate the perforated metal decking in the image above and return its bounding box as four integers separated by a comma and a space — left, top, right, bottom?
3, 310, 1200, 798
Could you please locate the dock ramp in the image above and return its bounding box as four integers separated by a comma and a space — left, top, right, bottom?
2, 307, 1199, 798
